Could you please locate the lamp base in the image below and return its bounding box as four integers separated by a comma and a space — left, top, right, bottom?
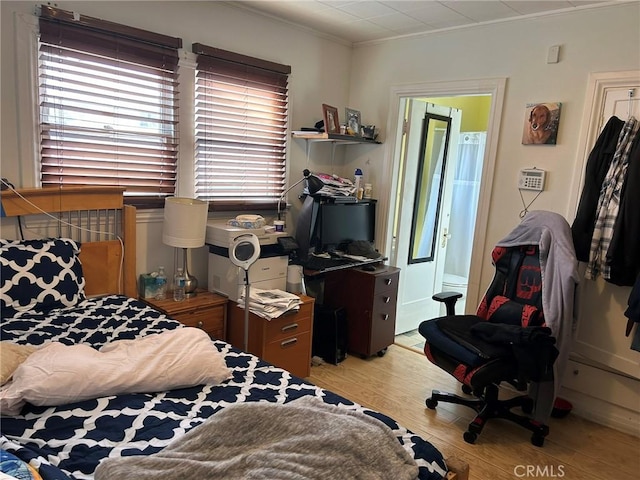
184, 273, 198, 298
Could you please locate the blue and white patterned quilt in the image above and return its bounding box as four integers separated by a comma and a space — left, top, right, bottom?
0, 295, 448, 480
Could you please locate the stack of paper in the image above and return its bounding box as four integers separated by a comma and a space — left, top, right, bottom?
303, 172, 356, 197
238, 288, 302, 320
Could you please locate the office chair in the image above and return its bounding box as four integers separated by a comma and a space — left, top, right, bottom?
419, 211, 579, 447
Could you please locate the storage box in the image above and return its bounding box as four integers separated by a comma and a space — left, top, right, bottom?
139, 273, 160, 299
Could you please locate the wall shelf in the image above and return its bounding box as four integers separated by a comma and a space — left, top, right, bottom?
292, 132, 381, 145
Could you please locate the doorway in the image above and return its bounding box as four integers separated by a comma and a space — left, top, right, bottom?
378, 78, 506, 336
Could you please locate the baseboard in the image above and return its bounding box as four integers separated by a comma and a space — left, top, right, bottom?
559, 386, 640, 437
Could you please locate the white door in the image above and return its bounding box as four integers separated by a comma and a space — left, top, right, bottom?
571, 77, 640, 379
393, 100, 461, 334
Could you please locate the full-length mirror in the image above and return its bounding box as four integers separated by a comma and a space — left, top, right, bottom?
408, 112, 452, 264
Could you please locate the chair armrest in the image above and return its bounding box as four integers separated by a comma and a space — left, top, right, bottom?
432, 291, 464, 316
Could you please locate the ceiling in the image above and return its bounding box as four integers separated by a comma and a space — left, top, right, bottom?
228, 1, 618, 44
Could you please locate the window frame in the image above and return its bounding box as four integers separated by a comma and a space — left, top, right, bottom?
37, 5, 182, 209
192, 42, 292, 211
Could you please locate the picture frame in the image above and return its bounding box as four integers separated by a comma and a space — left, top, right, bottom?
345, 107, 361, 136
322, 104, 340, 135
522, 102, 562, 145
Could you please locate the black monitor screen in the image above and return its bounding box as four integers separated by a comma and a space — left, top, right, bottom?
314, 201, 375, 252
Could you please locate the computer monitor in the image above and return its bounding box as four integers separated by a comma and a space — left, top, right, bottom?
313, 200, 376, 253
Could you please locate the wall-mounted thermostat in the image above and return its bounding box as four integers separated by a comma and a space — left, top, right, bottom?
518, 168, 546, 191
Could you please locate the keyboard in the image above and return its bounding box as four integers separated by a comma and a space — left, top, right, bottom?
299, 255, 354, 272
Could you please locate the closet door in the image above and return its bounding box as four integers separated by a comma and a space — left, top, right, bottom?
570, 71, 640, 379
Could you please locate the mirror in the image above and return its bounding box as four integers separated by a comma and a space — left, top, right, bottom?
408, 113, 452, 264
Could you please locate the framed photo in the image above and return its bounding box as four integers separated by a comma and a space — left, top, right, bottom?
322, 104, 340, 134
522, 102, 562, 145
345, 107, 361, 136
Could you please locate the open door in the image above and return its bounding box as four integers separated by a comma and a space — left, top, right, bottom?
393, 100, 461, 334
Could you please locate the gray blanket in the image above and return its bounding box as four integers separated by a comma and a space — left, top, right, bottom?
496, 210, 579, 422
94, 396, 419, 480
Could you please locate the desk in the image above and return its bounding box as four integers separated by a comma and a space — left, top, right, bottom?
298, 255, 384, 276
323, 264, 400, 358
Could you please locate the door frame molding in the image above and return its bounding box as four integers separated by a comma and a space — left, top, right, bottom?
379, 77, 506, 313
567, 70, 640, 220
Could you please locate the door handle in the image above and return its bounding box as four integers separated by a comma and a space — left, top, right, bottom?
441, 228, 452, 248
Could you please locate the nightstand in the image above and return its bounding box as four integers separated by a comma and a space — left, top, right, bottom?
227, 295, 315, 378
141, 290, 228, 341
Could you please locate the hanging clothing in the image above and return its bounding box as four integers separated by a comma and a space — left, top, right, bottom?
571, 116, 624, 262
606, 128, 640, 285
585, 117, 639, 281
626, 274, 640, 351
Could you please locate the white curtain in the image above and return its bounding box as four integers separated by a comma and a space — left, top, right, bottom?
444, 132, 486, 278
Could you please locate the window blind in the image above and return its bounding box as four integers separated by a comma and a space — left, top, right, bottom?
193, 43, 291, 209
38, 6, 181, 204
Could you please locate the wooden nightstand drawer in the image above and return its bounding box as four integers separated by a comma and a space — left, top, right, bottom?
141, 290, 228, 341
264, 305, 312, 343
263, 331, 312, 378
173, 305, 225, 339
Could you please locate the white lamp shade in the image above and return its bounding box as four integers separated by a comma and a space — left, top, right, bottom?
162, 197, 209, 248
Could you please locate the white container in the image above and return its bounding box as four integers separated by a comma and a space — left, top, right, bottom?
286, 265, 306, 294
173, 268, 186, 302
363, 183, 373, 199
155, 266, 167, 299
354, 168, 363, 195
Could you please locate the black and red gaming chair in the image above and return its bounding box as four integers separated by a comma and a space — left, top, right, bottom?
419, 212, 578, 447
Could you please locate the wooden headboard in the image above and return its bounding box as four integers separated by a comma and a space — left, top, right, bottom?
1, 186, 137, 298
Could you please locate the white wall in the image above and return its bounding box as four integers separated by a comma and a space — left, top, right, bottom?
344, 2, 640, 433
0, 1, 352, 281
346, 2, 639, 298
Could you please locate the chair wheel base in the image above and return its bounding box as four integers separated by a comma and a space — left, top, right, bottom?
463, 430, 478, 444
531, 432, 546, 447
425, 397, 438, 409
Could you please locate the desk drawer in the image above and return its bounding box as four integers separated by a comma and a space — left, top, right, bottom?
263, 330, 312, 377
374, 270, 400, 294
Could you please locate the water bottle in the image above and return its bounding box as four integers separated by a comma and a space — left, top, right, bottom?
155, 266, 167, 300
173, 267, 186, 302
354, 168, 363, 197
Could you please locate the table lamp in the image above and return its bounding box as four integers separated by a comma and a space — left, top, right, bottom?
162, 197, 209, 298
277, 169, 325, 221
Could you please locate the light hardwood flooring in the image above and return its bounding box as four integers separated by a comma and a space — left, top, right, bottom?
307, 343, 639, 480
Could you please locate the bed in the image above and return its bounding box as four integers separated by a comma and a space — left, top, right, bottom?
0, 187, 456, 480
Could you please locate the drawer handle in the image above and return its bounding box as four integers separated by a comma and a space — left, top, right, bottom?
281, 323, 299, 333
281, 338, 298, 348
384, 279, 392, 286
197, 321, 204, 328
383, 296, 391, 303
382, 314, 389, 321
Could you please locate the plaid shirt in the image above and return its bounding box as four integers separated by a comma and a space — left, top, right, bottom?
586, 117, 639, 280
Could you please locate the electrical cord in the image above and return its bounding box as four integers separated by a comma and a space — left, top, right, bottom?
518, 188, 543, 219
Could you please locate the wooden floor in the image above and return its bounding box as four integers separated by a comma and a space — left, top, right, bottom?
307, 344, 639, 480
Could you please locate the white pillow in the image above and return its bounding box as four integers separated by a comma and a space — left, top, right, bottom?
0, 328, 231, 415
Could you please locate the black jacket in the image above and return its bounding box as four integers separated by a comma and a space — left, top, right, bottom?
607, 129, 640, 286
571, 116, 624, 262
